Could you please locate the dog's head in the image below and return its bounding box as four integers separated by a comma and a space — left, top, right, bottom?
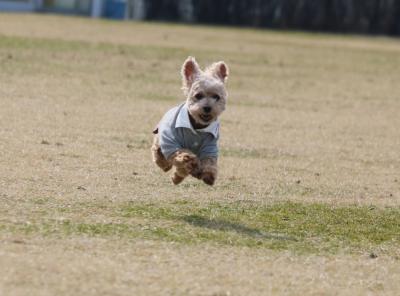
181, 56, 229, 126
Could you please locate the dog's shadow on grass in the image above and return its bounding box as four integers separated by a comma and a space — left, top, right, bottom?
181, 214, 297, 242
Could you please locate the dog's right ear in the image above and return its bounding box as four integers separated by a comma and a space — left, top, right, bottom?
181, 56, 200, 91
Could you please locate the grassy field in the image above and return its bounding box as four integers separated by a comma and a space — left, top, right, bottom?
0, 13, 400, 295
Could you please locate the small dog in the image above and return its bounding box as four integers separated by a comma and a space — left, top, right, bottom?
151, 56, 229, 185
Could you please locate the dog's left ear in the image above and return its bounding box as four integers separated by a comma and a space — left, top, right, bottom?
208, 61, 229, 83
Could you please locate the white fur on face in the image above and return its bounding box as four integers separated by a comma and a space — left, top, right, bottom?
181, 57, 229, 126
187, 78, 227, 125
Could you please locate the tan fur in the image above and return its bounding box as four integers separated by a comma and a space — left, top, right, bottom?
151, 135, 172, 172
169, 149, 199, 185
192, 157, 218, 186
151, 56, 229, 185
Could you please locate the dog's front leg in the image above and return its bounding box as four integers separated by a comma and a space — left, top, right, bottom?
151, 134, 172, 172
169, 149, 199, 185
196, 157, 218, 186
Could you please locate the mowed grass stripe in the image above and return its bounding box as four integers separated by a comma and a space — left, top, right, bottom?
2, 201, 399, 254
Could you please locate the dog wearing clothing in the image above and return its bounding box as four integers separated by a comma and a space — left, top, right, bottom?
151, 56, 229, 185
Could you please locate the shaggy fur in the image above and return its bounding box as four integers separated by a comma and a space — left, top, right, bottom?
151, 56, 229, 185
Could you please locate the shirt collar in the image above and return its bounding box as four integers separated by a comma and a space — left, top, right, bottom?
175, 103, 219, 138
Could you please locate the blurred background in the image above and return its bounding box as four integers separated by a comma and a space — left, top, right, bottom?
1, 0, 400, 35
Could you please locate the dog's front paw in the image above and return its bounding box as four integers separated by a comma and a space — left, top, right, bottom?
174, 152, 199, 174
172, 174, 185, 185
202, 172, 216, 186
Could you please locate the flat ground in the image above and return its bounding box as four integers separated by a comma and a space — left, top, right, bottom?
0, 13, 399, 296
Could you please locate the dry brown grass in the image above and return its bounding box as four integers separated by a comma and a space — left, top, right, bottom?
1, 237, 399, 296
0, 13, 400, 295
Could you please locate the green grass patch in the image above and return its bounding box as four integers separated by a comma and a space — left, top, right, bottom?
119, 201, 400, 253
2, 201, 399, 254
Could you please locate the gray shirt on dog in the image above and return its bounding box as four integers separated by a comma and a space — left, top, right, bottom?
156, 103, 219, 160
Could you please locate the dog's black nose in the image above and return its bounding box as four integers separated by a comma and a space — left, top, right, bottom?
203, 106, 212, 113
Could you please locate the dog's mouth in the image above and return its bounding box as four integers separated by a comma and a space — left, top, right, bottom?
199, 114, 213, 122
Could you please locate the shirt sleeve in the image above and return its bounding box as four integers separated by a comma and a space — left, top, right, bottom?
159, 126, 182, 160
198, 134, 219, 159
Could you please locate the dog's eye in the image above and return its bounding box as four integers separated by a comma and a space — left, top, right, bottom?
195, 93, 204, 100
212, 94, 220, 101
